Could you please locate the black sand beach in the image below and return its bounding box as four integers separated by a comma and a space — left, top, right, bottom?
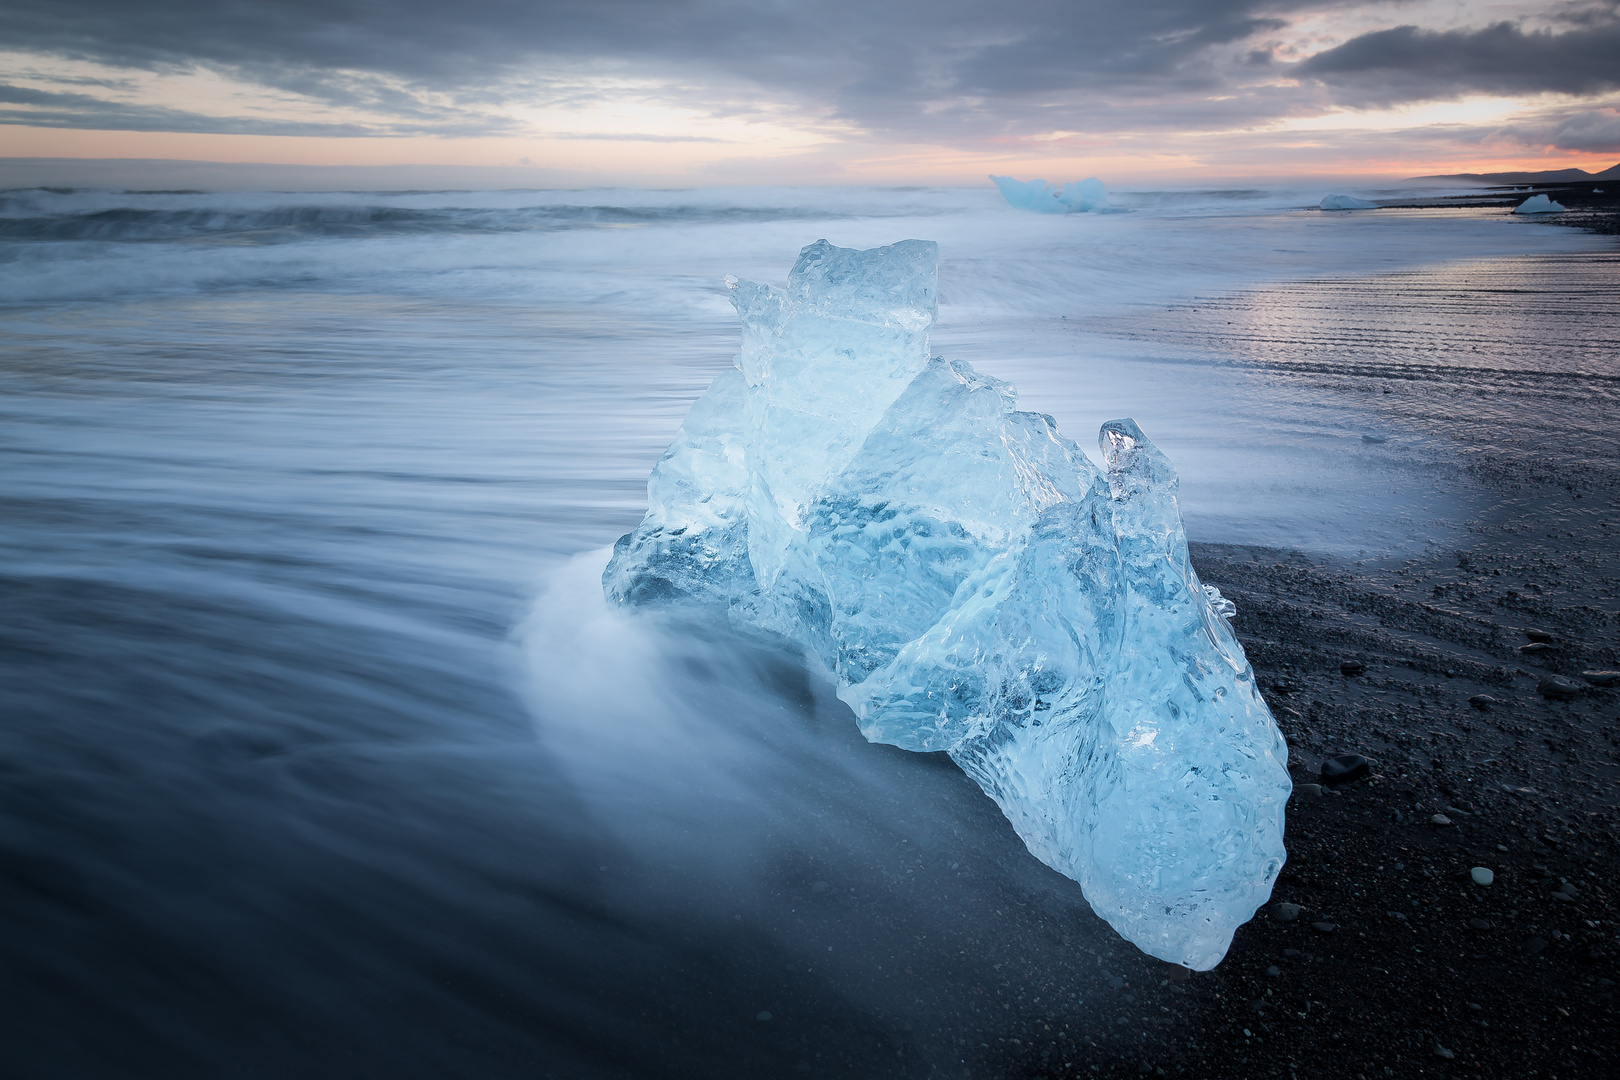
1079, 242, 1620, 1078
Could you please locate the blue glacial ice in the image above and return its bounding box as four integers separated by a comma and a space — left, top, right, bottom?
1319, 194, 1380, 211
1514, 194, 1566, 214
603, 239, 1289, 969
991, 174, 1109, 213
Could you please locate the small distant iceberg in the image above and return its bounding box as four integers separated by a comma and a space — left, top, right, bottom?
991, 175, 1109, 214
1319, 194, 1379, 211
1514, 194, 1566, 214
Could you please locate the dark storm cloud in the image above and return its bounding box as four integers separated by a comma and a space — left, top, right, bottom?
3, 0, 1619, 141
0, 0, 1335, 138
1297, 17, 1620, 104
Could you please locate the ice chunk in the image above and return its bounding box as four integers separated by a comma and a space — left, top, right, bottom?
1319, 194, 1379, 211
991, 175, 1109, 214
605, 240, 1289, 970
1514, 194, 1566, 214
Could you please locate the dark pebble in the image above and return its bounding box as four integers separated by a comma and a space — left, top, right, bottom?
1468, 694, 1499, 709
1581, 670, 1619, 687
1523, 628, 1555, 642
1320, 753, 1370, 786
1538, 675, 1583, 700
1311, 921, 1336, 933
1339, 659, 1365, 676
1518, 642, 1556, 654
1468, 918, 1493, 931
1523, 936, 1548, 955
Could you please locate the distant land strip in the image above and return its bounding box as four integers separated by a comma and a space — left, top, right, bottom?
1411, 162, 1620, 184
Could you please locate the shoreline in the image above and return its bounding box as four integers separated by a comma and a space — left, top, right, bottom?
1130, 518, 1619, 1078
1044, 229, 1620, 1077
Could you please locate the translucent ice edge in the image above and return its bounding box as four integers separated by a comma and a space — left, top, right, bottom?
603, 239, 1290, 970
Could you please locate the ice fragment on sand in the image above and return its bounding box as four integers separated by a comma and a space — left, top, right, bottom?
604, 239, 1290, 970
991, 175, 1109, 214
1319, 195, 1379, 210
1514, 194, 1565, 214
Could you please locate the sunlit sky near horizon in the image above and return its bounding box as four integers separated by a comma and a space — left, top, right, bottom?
2, 0, 1618, 186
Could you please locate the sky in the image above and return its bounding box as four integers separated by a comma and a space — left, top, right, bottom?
1, 0, 1618, 186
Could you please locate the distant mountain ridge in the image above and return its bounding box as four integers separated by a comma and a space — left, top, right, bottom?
1411, 162, 1620, 184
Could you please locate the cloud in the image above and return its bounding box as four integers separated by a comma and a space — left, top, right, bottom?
550, 132, 730, 143
1494, 105, 1620, 153
2, 0, 1619, 161
1548, 107, 1620, 151
1296, 16, 1620, 105
0, 80, 521, 136
0, 0, 1334, 140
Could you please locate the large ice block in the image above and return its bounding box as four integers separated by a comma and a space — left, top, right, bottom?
604, 239, 1289, 969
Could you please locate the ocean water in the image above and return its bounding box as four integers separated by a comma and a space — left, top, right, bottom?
1, 184, 1612, 1077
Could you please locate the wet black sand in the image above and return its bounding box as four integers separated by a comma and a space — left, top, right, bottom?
1371, 182, 1620, 236
654, 243, 1620, 1080
934, 238, 1618, 1079
1073, 238, 1620, 1079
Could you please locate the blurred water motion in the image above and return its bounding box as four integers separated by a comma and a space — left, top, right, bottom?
0, 185, 1611, 1076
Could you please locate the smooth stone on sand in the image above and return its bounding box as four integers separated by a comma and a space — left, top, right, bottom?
1265, 966, 1281, 976
1518, 642, 1555, 654
1272, 902, 1302, 922
1538, 675, 1583, 699
1431, 814, 1453, 827
1468, 918, 1493, 930
1468, 694, 1499, 709
1340, 659, 1366, 676
1297, 783, 1322, 797
1581, 670, 1620, 687
1320, 753, 1370, 786
1470, 867, 1494, 886
1523, 628, 1555, 643
1311, 921, 1336, 933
